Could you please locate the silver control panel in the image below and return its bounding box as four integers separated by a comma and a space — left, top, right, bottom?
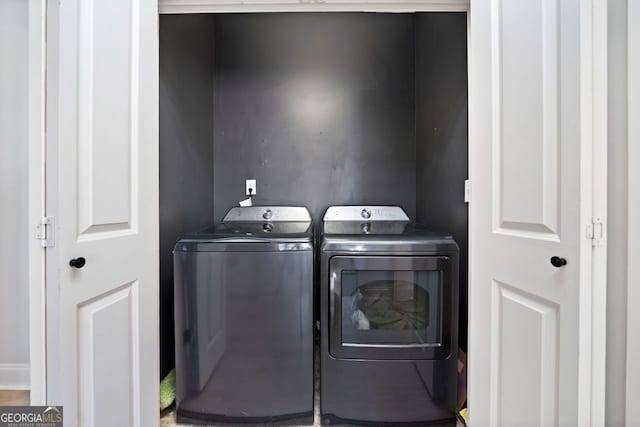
223, 206, 312, 222
323, 206, 410, 222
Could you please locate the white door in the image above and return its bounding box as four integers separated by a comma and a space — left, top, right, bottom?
46, 0, 158, 425
468, 0, 604, 426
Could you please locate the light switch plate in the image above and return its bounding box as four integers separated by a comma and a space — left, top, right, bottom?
464, 179, 471, 203
246, 179, 257, 196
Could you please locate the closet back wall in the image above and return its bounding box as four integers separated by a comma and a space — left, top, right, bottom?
212, 13, 416, 222
159, 12, 468, 378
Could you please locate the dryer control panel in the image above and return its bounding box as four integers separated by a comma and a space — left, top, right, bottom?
323, 206, 410, 222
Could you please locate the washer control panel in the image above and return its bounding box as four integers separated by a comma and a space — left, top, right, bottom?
223, 206, 311, 222
323, 206, 410, 222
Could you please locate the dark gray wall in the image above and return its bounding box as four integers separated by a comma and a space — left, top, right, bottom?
159, 15, 215, 378
159, 12, 468, 376
212, 13, 416, 223
414, 13, 468, 350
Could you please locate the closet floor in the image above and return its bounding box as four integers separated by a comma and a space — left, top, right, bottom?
160, 352, 465, 427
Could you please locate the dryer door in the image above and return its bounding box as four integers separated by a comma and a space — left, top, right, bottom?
329, 256, 455, 360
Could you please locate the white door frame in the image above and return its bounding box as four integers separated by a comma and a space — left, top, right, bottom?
626, 1, 640, 423
579, 1, 608, 424
158, 0, 470, 13
31, 0, 608, 421
27, 0, 47, 405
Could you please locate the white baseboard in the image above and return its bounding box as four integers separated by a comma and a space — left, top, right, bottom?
0, 363, 30, 390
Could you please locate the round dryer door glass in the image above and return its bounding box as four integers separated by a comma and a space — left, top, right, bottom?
340, 270, 442, 347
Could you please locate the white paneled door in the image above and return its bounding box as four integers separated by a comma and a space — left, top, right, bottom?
46, 0, 158, 425
469, 0, 604, 426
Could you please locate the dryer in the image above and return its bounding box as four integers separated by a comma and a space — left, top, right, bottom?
319, 206, 459, 426
173, 206, 314, 425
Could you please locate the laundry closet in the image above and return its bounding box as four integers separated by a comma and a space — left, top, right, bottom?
158, 11, 468, 422
38, 0, 608, 423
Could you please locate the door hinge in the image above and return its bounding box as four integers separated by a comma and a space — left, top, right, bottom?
35, 216, 55, 248
586, 218, 605, 246
464, 179, 471, 203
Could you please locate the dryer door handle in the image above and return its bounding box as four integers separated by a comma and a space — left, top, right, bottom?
329, 272, 336, 326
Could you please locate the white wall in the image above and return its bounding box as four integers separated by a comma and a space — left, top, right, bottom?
0, 0, 30, 389
606, 0, 629, 425
624, 0, 640, 423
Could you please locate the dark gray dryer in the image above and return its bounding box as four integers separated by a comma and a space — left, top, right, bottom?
320, 206, 459, 426
173, 206, 314, 425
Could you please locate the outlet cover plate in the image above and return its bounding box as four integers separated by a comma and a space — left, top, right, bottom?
246, 179, 257, 196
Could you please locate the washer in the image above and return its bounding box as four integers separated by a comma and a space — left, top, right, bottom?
320, 206, 459, 426
173, 206, 314, 425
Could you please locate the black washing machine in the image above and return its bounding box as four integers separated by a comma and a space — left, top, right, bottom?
173, 206, 314, 425
319, 206, 459, 426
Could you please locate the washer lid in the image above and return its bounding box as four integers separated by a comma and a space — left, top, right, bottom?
323, 206, 410, 222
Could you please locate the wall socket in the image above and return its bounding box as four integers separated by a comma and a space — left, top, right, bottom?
246, 179, 257, 196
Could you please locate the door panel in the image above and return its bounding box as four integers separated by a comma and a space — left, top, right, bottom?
48, 0, 158, 424
494, 0, 559, 239
491, 281, 558, 427
470, 0, 588, 425
78, 282, 138, 427
77, 0, 138, 237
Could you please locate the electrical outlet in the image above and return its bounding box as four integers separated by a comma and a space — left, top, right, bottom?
246, 179, 257, 196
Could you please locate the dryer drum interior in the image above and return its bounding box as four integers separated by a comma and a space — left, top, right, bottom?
341, 275, 441, 346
